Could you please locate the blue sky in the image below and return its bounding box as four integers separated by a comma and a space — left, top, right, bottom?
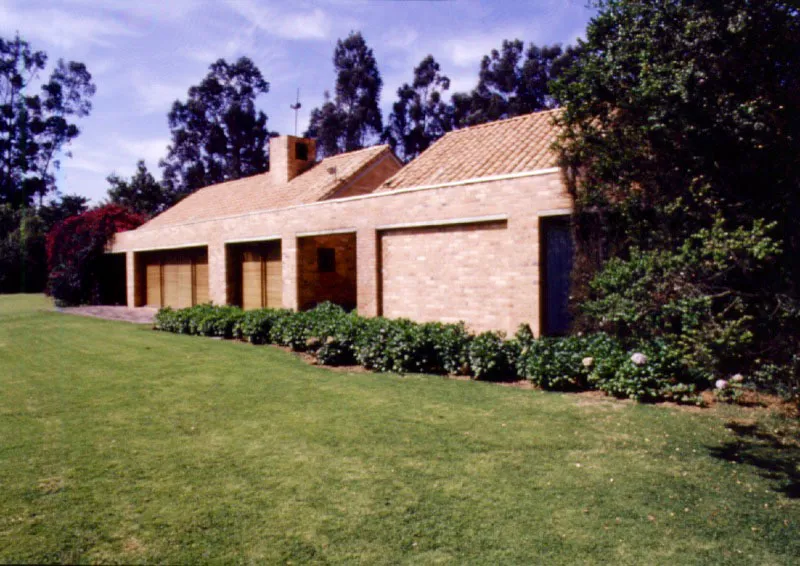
0, 0, 595, 204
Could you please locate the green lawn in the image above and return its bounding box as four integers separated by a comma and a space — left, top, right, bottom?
0, 294, 797, 564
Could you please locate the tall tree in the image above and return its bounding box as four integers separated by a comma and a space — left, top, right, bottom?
106, 160, 171, 217
160, 57, 273, 197
383, 55, 452, 162
0, 34, 95, 207
452, 40, 578, 127
38, 193, 89, 229
306, 32, 383, 157
553, 0, 800, 374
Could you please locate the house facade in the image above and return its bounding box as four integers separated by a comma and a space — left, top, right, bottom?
109, 109, 573, 336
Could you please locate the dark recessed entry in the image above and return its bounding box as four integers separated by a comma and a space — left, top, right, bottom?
317, 247, 336, 273
295, 141, 309, 161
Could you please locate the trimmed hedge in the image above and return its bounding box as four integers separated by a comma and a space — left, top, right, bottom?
154, 302, 709, 403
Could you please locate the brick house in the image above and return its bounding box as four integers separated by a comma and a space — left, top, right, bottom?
109, 109, 573, 336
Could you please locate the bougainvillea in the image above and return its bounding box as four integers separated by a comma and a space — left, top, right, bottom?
46, 204, 144, 306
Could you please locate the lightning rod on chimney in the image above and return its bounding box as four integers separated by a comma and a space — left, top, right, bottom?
290, 88, 302, 136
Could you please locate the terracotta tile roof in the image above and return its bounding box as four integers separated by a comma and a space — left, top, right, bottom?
379, 108, 562, 191
142, 144, 393, 229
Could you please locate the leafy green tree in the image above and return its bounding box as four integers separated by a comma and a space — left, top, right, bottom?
0, 34, 95, 207
305, 91, 345, 158
383, 55, 452, 162
160, 57, 273, 196
452, 40, 578, 127
106, 160, 171, 217
306, 32, 383, 157
38, 193, 89, 229
553, 0, 800, 380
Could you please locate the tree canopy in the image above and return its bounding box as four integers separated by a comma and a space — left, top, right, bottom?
383, 55, 453, 162
306, 32, 383, 157
0, 34, 95, 207
160, 57, 274, 197
452, 40, 578, 127
553, 0, 800, 379
106, 160, 171, 217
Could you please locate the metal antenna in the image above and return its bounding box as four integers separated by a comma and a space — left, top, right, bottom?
289, 88, 302, 136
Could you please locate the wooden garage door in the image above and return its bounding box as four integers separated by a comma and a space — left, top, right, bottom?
145, 261, 162, 307
239, 242, 282, 310
141, 248, 208, 308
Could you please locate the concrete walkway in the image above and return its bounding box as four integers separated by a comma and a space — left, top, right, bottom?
58, 305, 158, 324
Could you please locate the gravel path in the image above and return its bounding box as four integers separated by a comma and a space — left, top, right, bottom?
57, 305, 157, 324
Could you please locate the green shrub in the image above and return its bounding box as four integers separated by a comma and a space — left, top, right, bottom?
236, 308, 292, 344
315, 311, 365, 366
423, 322, 472, 375
517, 336, 587, 391
581, 218, 784, 380
588, 340, 706, 403
467, 331, 514, 381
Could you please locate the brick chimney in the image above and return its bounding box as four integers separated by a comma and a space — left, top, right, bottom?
269, 135, 316, 184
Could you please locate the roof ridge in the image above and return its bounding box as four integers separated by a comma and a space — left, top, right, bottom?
443, 108, 562, 137
319, 144, 389, 162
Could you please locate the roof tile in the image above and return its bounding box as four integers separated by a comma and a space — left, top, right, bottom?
380, 109, 561, 191
142, 145, 392, 229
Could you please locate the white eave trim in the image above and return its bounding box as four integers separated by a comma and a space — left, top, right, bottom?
224, 234, 281, 244
377, 214, 508, 232
296, 227, 357, 237
131, 166, 562, 232
130, 242, 208, 252
537, 208, 572, 217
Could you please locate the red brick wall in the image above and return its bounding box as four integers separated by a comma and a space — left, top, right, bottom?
297, 233, 357, 310
379, 221, 514, 331
112, 170, 571, 335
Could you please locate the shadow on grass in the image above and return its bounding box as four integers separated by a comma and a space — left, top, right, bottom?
708, 421, 800, 499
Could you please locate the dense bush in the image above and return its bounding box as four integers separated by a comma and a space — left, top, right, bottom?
153, 302, 736, 404
588, 340, 706, 404
46, 205, 144, 306
467, 331, 515, 381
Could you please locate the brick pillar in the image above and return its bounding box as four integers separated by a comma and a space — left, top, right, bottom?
208, 242, 227, 305
356, 228, 380, 317
282, 234, 298, 310
126, 251, 137, 307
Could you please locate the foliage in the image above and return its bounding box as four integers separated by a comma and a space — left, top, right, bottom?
306, 32, 383, 157
0, 34, 95, 207
383, 55, 453, 162
582, 218, 783, 378
46, 205, 144, 306
552, 0, 800, 346
451, 40, 578, 127
0, 206, 47, 293
152, 302, 777, 403
467, 331, 515, 381
588, 340, 705, 404
37, 194, 89, 228
160, 57, 273, 197
106, 160, 173, 217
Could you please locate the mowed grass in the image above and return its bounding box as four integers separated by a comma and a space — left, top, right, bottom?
0, 295, 797, 564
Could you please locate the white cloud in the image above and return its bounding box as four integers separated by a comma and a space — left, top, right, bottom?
225, 0, 332, 40
128, 70, 188, 115
0, 4, 137, 49
382, 27, 419, 51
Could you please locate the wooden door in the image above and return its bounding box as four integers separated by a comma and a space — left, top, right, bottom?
265, 244, 282, 308
145, 260, 162, 307
241, 250, 263, 310
542, 217, 574, 335
194, 255, 209, 305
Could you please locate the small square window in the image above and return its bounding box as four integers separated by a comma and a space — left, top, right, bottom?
317, 248, 335, 273
295, 141, 309, 161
